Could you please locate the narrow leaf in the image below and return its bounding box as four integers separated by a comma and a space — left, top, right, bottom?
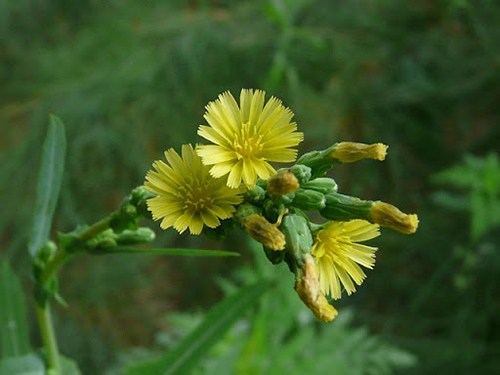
0, 353, 44, 375
100, 247, 240, 257
0, 260, 30, 358
28, 115, 66, 258
126, 281, 270, 375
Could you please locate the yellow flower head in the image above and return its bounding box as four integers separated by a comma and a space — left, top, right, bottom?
311, 220, 380, 300
144, 144, 244, 235
196, 89, 304, 188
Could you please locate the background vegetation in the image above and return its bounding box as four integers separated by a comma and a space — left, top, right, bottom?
1, 0, 499, 374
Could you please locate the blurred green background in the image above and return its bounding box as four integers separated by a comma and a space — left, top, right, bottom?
1, 0, 500, 374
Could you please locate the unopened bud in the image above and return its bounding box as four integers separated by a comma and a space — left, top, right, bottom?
244, 185, 267, 206
292, 189, 326, 211
331, 142, 387, 163
295, 255, 338, 322
267, 170, 300, 196
241, 214, 286, 251
117, 227, 156, 245
320, 193, 373, 221
301, 177, 338, 194
370, 202, 419, 234
289, 164, 312, 185
280, 214, 314, 265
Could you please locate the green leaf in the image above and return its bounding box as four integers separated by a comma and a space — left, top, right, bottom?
28, 115, 67, 258
126, 281, 270, 375
0, 353, 44, 375
97, 247, 240, 257
0, 260, 30, 358
60, 355, 81, 375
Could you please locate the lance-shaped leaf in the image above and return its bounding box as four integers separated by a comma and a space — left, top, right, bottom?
126, 280, 270, 375
0, 260, 30, 358
28, 115, 66, 258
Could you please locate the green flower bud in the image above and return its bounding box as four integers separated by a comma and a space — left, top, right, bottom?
244, 185, 267, 206
280, 213, 313, 267
86, 229, 117, 249
116, 227, 156, 245
292, 189, 326, 211
235, 203, 261, 222
35, 241, 57, 265
289, 164, 312, 185
319, 192, 373, 221
301, 177, 338, 194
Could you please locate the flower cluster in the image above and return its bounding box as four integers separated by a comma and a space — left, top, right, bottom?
144, 89, 418, 321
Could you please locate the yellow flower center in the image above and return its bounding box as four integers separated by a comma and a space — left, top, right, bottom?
179, 181, 213, 211
232, 122, 264, 159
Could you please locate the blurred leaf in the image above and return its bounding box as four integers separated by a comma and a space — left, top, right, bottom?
0, 353, 44, 375
60, 355, 81, 375
0, 260, 30, 358
28, 115, 66, 258
102, 247, 240, 257
126, 280, 270, 375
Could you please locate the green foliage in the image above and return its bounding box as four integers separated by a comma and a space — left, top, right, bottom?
0, 260, 30, 358
433, 152, 500, 242
28, 115, 66, 258
0, 353, 45, 375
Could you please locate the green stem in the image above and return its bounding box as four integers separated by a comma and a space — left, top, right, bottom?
36, 304, 60, 373
40, 250, 72, 285
77, 215, 113, 241
35, 215, 113, 372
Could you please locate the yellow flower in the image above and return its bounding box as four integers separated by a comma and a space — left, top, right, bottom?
196, 89, 304, 188
311, 220, 380, 300
144, 144, 244, 235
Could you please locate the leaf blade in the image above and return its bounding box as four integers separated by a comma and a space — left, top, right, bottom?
0, 260, 31, 358
28, 115, 66, 258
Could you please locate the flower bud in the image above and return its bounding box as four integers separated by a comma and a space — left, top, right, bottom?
241, 214, 286, 251
295, 255, 338, 322
280, 213, 313, 266
370, 201, 419, 234
297, 142, 387, 178
301, 177, 338, 194
267, 170, 300, 196
320, 192, 373, 221
289, 164, 312, 184
116, 227, 156, 245
244, 185, 267, 206
331, 142, 387, 163
292, 189, 326, 211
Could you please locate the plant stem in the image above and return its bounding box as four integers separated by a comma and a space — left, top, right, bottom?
41, 249, 72, 285
77, 215, 112, 241
36, 304, 60, 373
